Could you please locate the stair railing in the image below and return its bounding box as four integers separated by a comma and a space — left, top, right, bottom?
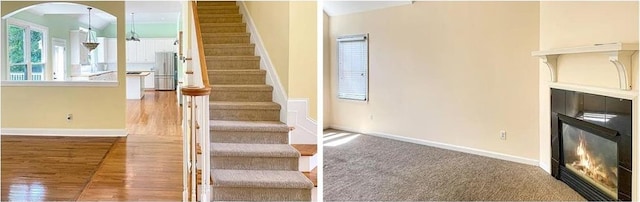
181, 1, 211, 201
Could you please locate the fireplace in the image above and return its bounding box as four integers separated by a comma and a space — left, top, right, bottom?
551, 89, 632, 201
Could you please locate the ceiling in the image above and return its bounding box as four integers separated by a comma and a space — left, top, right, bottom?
19, 1, 181, 30
323, 1, 413, 16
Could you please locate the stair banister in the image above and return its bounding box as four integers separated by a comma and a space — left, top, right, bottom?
181, 1, 211, 201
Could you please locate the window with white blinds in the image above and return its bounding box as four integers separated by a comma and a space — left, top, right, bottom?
337, 34, 368, 101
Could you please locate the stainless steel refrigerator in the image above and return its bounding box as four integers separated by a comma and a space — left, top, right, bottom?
154, 52, 177, 90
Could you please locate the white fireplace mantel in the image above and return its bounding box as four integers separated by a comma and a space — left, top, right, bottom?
532, 42, 638, 90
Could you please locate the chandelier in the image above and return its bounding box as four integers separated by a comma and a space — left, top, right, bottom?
126, 13, 141, 41
82, 7, 99, 51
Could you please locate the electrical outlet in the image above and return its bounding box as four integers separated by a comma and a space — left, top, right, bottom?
500, 130, 506, 140
66, 114, 73, 121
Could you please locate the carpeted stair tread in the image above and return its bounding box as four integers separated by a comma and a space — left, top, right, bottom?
201, 32, 250, 37
211, 84, 273, 91
210, 101, 281, 110
197, 1, 236, 5
206, 56, 260, 60
211, 143, 300, 157
200, 22, 246, 27
204, 44, 254, 48
210, 120, 289, 132
212, 169, 314, 189
209, 69, 265, 74
197, 5, 239, 10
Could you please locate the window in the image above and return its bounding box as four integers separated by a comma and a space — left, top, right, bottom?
6, 19, 48, 81
337, 34, 369, 101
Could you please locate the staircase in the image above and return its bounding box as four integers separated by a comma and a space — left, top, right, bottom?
196, 1, 314, 201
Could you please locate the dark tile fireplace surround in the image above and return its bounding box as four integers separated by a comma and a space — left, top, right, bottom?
551, 88, 632, 201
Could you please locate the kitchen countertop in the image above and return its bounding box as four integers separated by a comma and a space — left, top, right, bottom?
72, 70, 117, 77
126, 72, 151, 77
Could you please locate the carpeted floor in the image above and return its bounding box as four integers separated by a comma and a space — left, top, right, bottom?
323, 129, 586, 201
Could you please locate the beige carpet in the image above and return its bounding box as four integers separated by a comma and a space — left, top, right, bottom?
323, 129, 585, 201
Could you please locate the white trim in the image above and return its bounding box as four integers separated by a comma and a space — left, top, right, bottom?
238, 2, 288, 123
287, 99, 318, 144
299, 154, 318, 172
1, 80, 118, 87
366, 131, 539, 166
328, 124, 364, 134
539, 161, 551, 174
1, 128, 127, 137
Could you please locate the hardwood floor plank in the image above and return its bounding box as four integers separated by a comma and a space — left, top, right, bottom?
1, 136, 117, 201
3, 91, 185, 201
77, 91, 183, 201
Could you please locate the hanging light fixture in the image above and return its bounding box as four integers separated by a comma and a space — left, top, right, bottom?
126, 13, 141, 41
82, 7, 100, 51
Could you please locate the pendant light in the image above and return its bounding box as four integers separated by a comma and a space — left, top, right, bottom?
82, 7, 100, 51
126, 13, 141, 41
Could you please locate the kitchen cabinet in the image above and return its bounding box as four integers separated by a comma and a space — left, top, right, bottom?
144, 71, 155, 89
126, 72, 150, 99
96, 37, 106, 63
70, 30, 89, 65
126, 41, 138, 63
126, 38, 176, 63
106, 38, 117, 63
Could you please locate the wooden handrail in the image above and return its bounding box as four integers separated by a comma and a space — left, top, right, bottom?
182, 85, 211, 96
181, 2, 211, 96
191, 1, 210, 88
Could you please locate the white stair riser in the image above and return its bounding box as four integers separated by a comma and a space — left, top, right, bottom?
299, 154, 318, 172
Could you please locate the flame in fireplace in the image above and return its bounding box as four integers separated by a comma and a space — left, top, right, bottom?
568, 133, 617, 196
575, 137, 591, 169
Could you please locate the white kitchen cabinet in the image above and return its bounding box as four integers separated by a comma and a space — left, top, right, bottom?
106, 38, 117, 63
96, 37, 106, 63
126, 41, 138, 63
126, 38, 176, 64
144, 71, 155, 89
141, 40, 155, 63
70, 30, 89, 65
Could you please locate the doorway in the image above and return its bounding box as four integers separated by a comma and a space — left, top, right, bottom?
52, 38, 66, 81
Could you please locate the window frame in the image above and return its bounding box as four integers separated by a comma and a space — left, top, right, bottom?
337, 33, 369, 102
6, 18, 48, 81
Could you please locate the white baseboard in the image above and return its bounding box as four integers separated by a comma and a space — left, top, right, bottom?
367, 131, 539, 166
1, 128, 127, 137
539, 161, 551, 174
238, 2, 288, 123
326, 124, 365, 134
287, 99, 317, 144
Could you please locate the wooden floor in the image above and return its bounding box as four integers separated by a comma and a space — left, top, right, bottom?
2, 91, 184, 201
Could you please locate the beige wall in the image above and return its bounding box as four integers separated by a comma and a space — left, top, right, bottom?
540, 1, 639, 89
1, 1, 126, 130
245, 1, 318, 121
328, 2, 540, 159
323, 11, 331, 128
288, 1, 318, 120
537, 1, 639, 199
244, 1, 290, 93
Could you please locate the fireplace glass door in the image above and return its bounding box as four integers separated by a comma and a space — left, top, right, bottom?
562, 124, 618, 199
